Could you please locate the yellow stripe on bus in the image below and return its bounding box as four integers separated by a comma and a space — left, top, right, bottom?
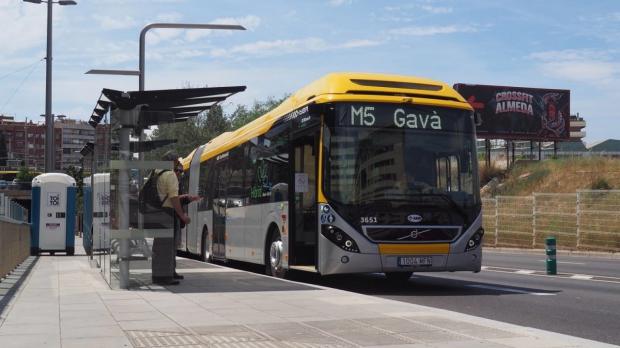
378, 243, 450, 255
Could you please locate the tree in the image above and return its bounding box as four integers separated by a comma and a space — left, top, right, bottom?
15, 165, 36, 183
229, 96, 288, 130
148, 95, 287, 159
65, 165, 84, 212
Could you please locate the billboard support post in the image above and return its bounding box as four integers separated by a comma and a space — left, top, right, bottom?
538, 142, 542, 161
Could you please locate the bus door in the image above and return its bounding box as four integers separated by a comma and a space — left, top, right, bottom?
290, 128, 319, 267
212, 158, 229, 259
186, 145, 205, 254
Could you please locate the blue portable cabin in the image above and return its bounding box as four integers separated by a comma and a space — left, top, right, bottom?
82, 176, 93, 255
82, 173, 110, 255
30, 173, 77, 255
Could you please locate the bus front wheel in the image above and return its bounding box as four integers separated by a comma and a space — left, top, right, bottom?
385, 272, 413, 283
266, 230, 287, 278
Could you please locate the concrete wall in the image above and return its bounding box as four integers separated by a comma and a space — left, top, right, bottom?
0, 219, 30, 279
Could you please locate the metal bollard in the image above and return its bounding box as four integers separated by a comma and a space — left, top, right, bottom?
545, 236, 557, 275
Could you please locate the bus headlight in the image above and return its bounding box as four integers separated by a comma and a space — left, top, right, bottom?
465, 228, 484, 252
321, 225, 360, 253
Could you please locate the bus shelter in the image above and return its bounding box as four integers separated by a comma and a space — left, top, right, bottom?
88, 85, 245, 289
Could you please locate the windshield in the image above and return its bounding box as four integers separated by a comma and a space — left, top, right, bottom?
324, 103, 480, 225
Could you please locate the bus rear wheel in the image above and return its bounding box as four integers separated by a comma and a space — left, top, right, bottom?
385, 272, 413, 283
266, 230, 287, 278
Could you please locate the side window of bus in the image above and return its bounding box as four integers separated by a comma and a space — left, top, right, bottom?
246, 125, 290, 205
197, 161, 211, 211
265, 126, 289, 203
227, 147, 245, 208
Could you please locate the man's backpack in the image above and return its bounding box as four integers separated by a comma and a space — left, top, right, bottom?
138, 170, 169, 214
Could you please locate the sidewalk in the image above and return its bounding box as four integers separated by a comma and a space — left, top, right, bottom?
0, 255, 616, 348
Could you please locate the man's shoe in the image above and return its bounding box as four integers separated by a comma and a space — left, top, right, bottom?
152, 277, 180, 285
173, 273, 184, 280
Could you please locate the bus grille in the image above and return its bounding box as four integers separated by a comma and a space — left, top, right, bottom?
364, 225, 461, 243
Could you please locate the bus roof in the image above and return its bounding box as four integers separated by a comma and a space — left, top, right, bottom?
181, 72, 472, 169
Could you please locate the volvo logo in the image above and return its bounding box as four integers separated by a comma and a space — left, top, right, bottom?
397, 229, 431, 240
407, 214, 423, 223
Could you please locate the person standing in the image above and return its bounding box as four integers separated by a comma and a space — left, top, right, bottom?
148, 150, 199, 285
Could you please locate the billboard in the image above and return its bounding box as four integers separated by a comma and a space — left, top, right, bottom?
454, 83, 570, 140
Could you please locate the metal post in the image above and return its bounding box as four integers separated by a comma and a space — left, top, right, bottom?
90, 152, 95, 262
576, 191, 581, 249
118, 126, 131, 289
532, 194, 537, 248
505, 140, 510, 168
45, 0, 54, 172
494, 197, 499, 247
485, 139, 491, 168
545, 236, 557, 275
538, 141, 542, 160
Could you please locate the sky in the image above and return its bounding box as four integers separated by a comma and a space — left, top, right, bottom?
0, 0, 619, 143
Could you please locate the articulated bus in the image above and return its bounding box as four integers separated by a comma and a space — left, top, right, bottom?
178, 72, 482, 280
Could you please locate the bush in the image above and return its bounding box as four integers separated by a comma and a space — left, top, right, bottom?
591, 178, 612, 190
479, 162, 504, 186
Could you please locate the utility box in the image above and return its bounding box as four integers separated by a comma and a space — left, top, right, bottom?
30, 173, 77, 255
82, 173, 110, 255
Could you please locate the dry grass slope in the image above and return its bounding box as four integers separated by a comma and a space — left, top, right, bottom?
484, 157, 620, 196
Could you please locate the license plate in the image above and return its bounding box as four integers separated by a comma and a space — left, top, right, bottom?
398, 256, 432, 267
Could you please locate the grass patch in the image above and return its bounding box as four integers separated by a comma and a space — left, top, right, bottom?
485, 157, 620, 196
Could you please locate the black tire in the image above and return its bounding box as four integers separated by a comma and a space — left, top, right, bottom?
266, 228, 287, 278
200, 226, 210, 262
385, 272, 413, 283
50, 251, 55, 256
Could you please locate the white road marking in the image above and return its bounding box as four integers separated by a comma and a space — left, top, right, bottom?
570, 274, 593, 280
467, 284, 556, 296
516, 270, 536, 274
481, 266, 620, 284
537, 260, 586, 265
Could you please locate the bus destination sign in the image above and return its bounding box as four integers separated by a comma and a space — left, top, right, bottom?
335, 103, 471, 132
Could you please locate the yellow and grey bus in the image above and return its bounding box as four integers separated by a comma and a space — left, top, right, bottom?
178, 72, 483, 280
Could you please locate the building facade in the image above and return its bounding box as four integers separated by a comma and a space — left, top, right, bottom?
0, 115, 108, 172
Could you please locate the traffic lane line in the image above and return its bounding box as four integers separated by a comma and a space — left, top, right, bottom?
481, 266, 620, 284
466, 284, 557, 296
538, 260, 586, 265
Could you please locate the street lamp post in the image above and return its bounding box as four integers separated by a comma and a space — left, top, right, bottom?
23, 0, 77, 173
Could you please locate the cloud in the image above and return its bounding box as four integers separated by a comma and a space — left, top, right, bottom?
389, 25, 478, 36
210, 37, 382, 58
420, 5, 453, 14
329, 0, 353, 6
184, 15, 261, 42
528, 49, 620, 84
156, 12, 183, 22
0, 3, 48, 55
94, 15, 137, 30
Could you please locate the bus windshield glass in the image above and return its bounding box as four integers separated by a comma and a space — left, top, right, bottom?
324, 103, 479, 224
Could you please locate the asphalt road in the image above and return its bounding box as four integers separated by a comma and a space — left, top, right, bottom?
193, 250, 620, 345
288, 250, 620, 346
